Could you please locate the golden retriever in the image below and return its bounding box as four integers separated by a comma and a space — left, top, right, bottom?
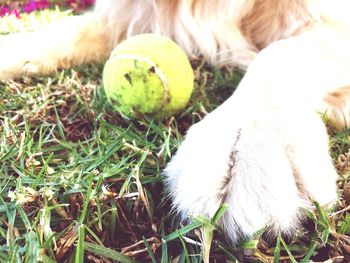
1, 0, 350, 243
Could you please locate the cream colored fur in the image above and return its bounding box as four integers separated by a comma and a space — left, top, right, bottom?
166, 23, 350, 242
1, 0, 350, 244
0, 0, 320, 78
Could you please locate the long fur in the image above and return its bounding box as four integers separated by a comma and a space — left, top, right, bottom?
0, 0, 321, 78
1, 0, 350, 244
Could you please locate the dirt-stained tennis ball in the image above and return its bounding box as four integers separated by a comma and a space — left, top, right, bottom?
103, 34, 194, 118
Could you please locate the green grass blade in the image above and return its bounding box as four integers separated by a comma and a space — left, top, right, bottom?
79, 174, 94, 224
0, 144, 17, 162
301, 240, 317, 263
314, 201, 330, 229
16, 205, 32, 229
240, 239, 258, 249
218, 245, 239, 262
84, 241, 139, 263
279, 236, 298, 263
178, 235, 191, 263
163, 220, 202, 242
0, 196, 11, 221
210, 203, 228, 224
143, 237, 157, 263
85, 226, 104, 246
109, 200, 118, 238
33, 152, 54, 188
85, 129, 129, 172
74, 224, 85, 263
25, 230, 39, 263
314, 201, 331, 243
54, 106, 66, 141
273, 233, 281, 263
161, 228, 168, 263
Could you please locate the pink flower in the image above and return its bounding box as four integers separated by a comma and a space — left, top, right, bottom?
23, 0, 49, 13
23, 1, 38, 13
0, 0, 95, 17
12, 9, 21, 18
0, 7, 11, 17
36, 0, 50, 9
0, 7, 20, 18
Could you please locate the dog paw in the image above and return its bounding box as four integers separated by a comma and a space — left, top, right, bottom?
164, 36, 346, 243
165, 83, 338, 244
323, 86, 350, 130
0, 42, 48, 80
0, 34, 32, 80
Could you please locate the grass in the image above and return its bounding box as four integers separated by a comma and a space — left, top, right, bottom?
1, 9, 350, 263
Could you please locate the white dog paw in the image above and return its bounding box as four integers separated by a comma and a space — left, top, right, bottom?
0, 47, 44, 80
165, 90, 338, 243
164, 36, 345, 243
322, 85, 350, 130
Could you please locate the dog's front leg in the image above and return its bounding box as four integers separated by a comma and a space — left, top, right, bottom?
164, 66, 332, 243
164, 27, 350, 242
0, 13, 110, 80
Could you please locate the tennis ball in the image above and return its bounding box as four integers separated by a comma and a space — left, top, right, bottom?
103, 34, 194, 118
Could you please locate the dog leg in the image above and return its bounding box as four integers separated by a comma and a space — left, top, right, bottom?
165, 26, 350, 242
0, 13, 110, 80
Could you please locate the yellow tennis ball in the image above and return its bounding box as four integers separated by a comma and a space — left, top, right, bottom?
103, 34, 194, 118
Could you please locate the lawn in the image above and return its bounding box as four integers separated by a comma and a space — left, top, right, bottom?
1, 5, 350, 263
